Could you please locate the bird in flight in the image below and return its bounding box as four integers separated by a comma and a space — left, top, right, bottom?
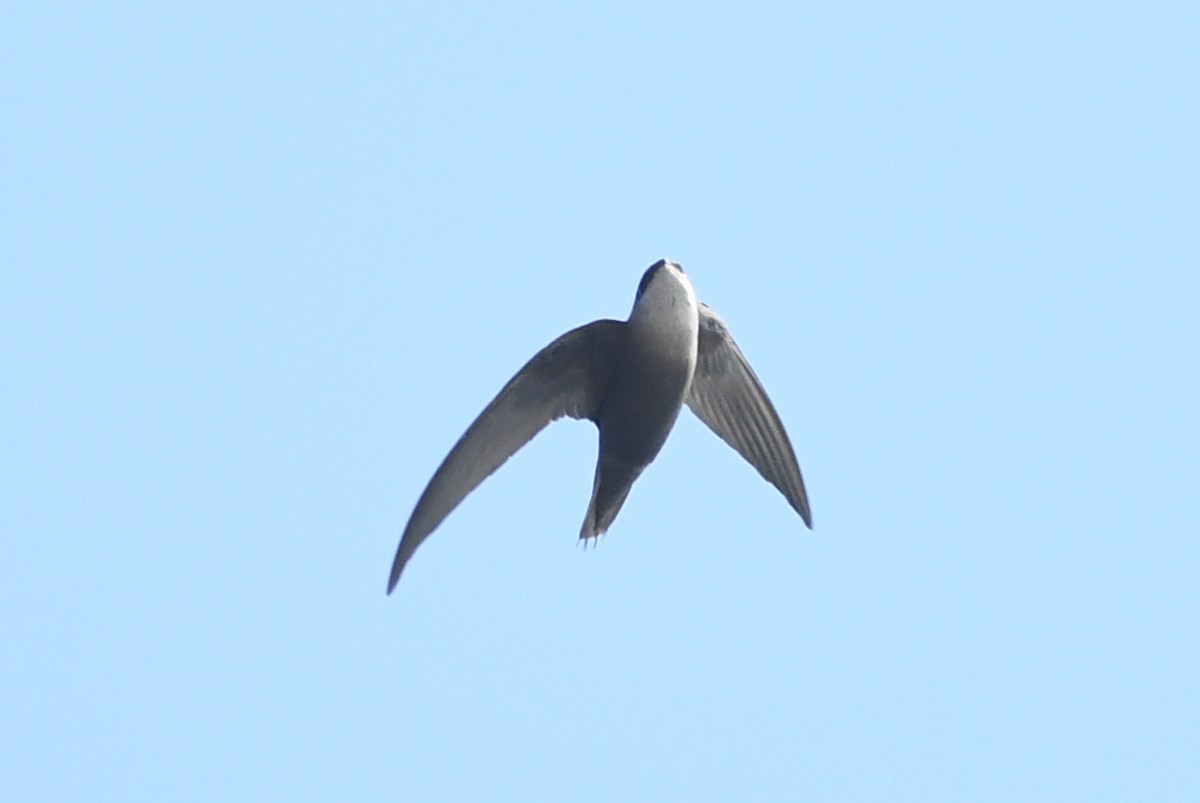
387, 259, 811, 592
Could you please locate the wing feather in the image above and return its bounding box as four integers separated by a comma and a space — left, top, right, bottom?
686, 304, 812, 527
388, 320, 624, 591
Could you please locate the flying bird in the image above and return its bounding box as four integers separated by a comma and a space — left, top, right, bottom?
388, 259, 811, 592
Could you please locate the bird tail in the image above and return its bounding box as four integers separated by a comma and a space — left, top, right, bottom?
580, 454, 642, 541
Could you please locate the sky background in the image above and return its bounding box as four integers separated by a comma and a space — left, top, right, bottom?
4, 2, 1198, 800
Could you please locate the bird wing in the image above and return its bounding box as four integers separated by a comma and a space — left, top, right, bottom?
686, 303, 812, 527
388, 319, 624, 591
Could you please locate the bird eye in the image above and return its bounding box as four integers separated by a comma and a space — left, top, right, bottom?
636, 263, 660, 299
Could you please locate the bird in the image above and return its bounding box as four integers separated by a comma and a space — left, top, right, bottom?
387, 259, 811, 592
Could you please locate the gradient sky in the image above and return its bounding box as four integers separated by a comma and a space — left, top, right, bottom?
4, 3, 1198, 800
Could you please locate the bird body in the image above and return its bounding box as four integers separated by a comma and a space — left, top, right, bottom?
387, 260, 810, 592
584, 264, 699, 539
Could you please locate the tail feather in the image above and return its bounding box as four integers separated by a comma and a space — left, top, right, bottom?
580, 455, 643, 540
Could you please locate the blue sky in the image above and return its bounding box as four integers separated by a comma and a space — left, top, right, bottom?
4, 2, 1197, 800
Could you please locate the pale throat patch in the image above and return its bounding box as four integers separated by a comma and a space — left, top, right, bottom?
630, 268, 700, 360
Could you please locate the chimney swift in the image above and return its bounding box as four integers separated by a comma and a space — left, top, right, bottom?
387, 259, 811, 592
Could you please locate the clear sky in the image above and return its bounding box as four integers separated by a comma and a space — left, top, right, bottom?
4, 3, 1197, 800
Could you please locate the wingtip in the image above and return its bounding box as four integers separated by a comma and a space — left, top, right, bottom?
797, 500, 813, 530
386, 559, 403, 595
